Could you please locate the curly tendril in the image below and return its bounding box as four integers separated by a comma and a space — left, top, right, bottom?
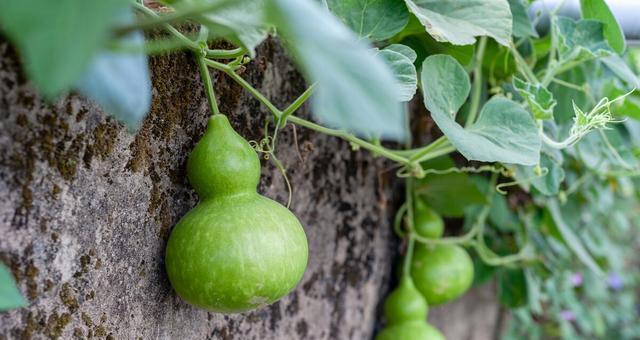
495, 167, 549, 194
249, 120, 294, 208
396, 164, 513, 179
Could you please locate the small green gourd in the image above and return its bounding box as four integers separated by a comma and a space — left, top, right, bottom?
165, 115, 308, 313
414, 199, 444, 239
383, 276, 429, 324
411, 244, 473, 305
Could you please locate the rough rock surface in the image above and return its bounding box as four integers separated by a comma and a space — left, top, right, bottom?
0, 38, 500, 339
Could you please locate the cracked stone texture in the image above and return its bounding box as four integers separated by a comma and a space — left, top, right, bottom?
0, 37, 500, 340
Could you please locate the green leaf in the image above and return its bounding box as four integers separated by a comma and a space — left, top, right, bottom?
508, 0, 538, 38
532, 34, 552, 60
482, 39, 517, 80
601, 55, 640, 89
454, 97, 542, 165
378, 48, 417, 101
404, 0, 513, 46
515, 152, 565, 196
602, 83, 640, 120
199, 0, 268, 57
0, 263, 26, 311
76, 14, 151, 130
548, 65, 589, 124
421, 55, 471, 118
468, 175, 518, 232
384, 44, 417, 63
415, 156, 485, 218
513, 77, 556, 120
472, 254, 497, 286
421, 55, 540, 165
267, 0, 407, 140
547, 199, 604, 275
580, 0, 625, 54
0, 0, 130, 98
498, 268, 528, 308
489, 193, 520, 232
326, 0, 409, 42
398, 33, 475, 67
555, 16, 614, 62
574, 128, 639, 172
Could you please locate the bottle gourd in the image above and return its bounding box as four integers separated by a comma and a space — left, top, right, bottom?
376, 276, 444, 340
165, 115, 308, 313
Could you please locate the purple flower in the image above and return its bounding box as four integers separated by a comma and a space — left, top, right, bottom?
570, 273, 583, 287
560, 310, 576, 321
607, 272, 623, 290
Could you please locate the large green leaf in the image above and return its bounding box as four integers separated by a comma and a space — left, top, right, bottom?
0, 263, 26, 311
404, 0, 513, 46
398, 33, 476, 68
384, 44, 417, 63
378, 46, 417, 102
601, 55, 640, 89
555, 16, 614, 62
391, 13, 475, 67
267, 0, 407, 140
421, 55, 540, 165
415, 156, 485, 218
0, 0, 130, 98
508, 0, 538, 38
76, 14, 151, 130
548, 65, 589, 124
513, 77, 556, 120
580, 0, 625, 54
326, 0, 409, 42
199, 0, 268, 57
421, 55, 471, 117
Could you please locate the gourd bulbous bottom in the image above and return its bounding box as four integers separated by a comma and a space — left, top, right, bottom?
165, 193, 308, 313
376, 321, 445, 340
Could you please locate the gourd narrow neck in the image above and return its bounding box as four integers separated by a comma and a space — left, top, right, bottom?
187, 115, 261, 199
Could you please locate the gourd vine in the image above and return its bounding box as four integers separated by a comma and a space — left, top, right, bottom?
0, 0, 639, 339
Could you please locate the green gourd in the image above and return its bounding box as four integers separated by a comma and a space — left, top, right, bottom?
383, 276, 429, 324
411, 244, 473, 305
376, 321, 445, 340
165, 115, 308, 313
414, 199, 444, 239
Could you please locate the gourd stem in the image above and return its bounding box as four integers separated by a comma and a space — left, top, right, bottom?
408, 136, 446, 161
133, 5, 457, 169
204, 58, 457, 170
204, 59, 283, 118
510, 42, 539, 84
413, 175, 495, 247
197, 54, 221, 116
402, 178, 416, 277
123, 0, 235, 36
280, 84, 317, 126
466, 36, 487, 127
131, 2, 245, 59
